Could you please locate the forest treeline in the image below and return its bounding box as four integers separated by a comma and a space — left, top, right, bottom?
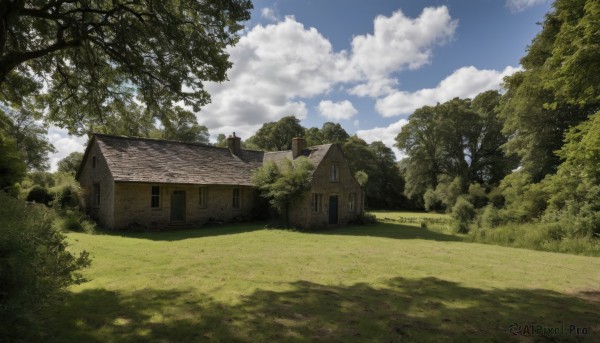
231, 0, 600, 253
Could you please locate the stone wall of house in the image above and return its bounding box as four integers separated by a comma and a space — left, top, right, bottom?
77, 140, 115, 228
288, 144, 363, 228
113, 183, 257, 229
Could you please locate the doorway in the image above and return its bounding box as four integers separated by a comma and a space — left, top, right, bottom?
328, 195, 338, 225
170, 191, 186, 222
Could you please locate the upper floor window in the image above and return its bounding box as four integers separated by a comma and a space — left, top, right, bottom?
151, 186, 160, 208
331, 164, 339, 182
232, 188, 241, 209
92, 156, 97, 168
348, 193, 356, 212
311, 193, 322, 213
199, 187, 207, 208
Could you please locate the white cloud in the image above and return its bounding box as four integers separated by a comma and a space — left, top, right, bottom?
349, 6, 457, 78
198, 8, 458, 138
506, 0, 548, 12
46, 126, 87, 171
261, 7, 279, 22
356, 119, 409, 160
375, 66, 519, 117
349, 78, 398, 97
199, 16, 349, 138
317, 100, 358, 120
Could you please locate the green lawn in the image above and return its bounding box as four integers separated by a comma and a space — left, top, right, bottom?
40, 212, 600, 342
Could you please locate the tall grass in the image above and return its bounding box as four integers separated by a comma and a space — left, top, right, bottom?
469, 222, 600, 256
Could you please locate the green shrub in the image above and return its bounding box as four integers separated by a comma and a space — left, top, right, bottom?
26, 185, 54, 205
50, 184, 82, 210
348, 212, 377, 225
423, 188, 439, 211
467, 183, 488, 209
469, 222, 600, 256
53, 211, 97, 234
479, 204, 502, 228
451, 196, 475, 233
0, 192, 90, 340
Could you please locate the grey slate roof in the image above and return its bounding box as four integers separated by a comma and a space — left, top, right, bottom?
88, 134, 333, 186
93, 134, 264, 186
263, 144, 333, 167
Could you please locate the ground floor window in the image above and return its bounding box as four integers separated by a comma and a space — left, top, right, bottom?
311, 193, 322, 213
93, 183, 100, 207
348, 192, 356, 212
199, 187, 207, 208
232, 188, 241, 209
151, 186, 160, 208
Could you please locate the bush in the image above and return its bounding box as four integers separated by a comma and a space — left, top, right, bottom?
467, 183, 488, 209
479, 204, 502, 228
26, 185, 54, 205
53, 211, 97, 234
451, 196, 475, 233
0, 192, 90, 340
423, 188, 439, 211
50, 183, 82, 210
468, 222, 600, 256
348, 212, 377, 225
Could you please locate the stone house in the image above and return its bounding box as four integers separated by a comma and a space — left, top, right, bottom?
76, 133, 363, 229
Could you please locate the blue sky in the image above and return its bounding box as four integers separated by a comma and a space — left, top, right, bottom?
48, 0, 552, 169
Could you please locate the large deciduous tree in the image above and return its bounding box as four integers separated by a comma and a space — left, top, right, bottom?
342, 136, 408, 209
396, 93, 515, 203
0, 0, 252, 135
246, 116, 305, 151
2, 106, 56, 171
499, 0, 600, 181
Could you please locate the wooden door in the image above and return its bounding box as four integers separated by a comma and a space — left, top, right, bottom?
170, 191, 186, 222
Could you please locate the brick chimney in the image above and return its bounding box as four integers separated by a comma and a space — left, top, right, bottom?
292, 137, 305, 158
227, 132, 241, 156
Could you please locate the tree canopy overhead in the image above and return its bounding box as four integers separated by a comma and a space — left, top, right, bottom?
0, 0, 252, 135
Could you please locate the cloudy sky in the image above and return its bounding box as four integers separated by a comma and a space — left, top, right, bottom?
47, 0, 552, 170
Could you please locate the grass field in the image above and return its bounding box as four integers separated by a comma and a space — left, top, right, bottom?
39, 212, 600, 342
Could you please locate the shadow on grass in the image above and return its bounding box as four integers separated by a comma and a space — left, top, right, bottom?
93, 220, 463, 243
310, 222, 463, 242
37, 277, 599, 342
94, 221, 268, 241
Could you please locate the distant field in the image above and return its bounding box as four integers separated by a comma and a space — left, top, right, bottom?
40, 212, 600, 342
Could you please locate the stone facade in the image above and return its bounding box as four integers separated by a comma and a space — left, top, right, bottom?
113, 183, 256, 229
77, 134, 363, 230
78, 140, 115, 228
287, 144, 363, 228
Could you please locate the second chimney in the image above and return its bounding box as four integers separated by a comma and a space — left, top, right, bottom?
292, 137, 305, 159
227, 132, 242, 156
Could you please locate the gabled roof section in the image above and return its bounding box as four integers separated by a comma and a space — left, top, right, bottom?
89, 134, 264, 186
263, 144, 333, 167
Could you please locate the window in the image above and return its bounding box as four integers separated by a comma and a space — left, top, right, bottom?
151, 186, 160, 208
93, 183, 100, 207
331, 164, 339, 182
232, 188, 241, 209
311, 193, 322, 213
92, 156, 97, 168
348, 193, 356, 212
199, 187, 207, 208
